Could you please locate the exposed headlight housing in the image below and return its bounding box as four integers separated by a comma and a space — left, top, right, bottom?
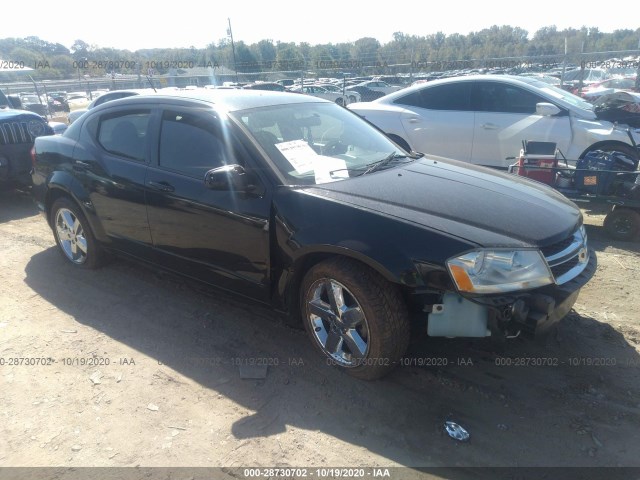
27, 120, 46, 138
447, 249, 554, 294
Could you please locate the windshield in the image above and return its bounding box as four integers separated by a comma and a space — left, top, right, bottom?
22, 95, 41, 103
518, 77, 594, 111
527, 79, 593, 110
233, 102, 409, 186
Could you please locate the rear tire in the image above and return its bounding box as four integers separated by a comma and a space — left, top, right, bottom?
603, 208, 640, 241
300, 258, 410, 380
51, 197, 104, 268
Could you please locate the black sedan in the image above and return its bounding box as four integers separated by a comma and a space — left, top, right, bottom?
31, 90, 596, 379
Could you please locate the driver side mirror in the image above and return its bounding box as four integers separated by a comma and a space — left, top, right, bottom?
536, 102, 561, 116
204, 164, 262, 195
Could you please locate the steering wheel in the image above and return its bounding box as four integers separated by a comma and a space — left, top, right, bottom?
320, 126, 345, 156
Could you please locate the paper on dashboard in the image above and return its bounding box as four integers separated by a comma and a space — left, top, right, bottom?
275, 140, 317, 173
275, 139, 348, 183
313, 156, 348, 184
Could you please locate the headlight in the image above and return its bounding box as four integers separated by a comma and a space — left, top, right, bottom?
27, 120, 46, 138
447, 249, 554, 294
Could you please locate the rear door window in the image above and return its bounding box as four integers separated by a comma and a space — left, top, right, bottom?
394, 82, 472, 111
96, 110, 151, 161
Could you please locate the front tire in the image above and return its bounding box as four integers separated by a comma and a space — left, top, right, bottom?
51, 197, 103, 268
300, 258, 410, 380
604, 208, 640, 241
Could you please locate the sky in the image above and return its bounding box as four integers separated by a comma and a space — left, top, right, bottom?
2, 0, 639, 51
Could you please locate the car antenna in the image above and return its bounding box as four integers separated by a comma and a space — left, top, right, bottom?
28, 75, 51, 118
145, 76, 157, 93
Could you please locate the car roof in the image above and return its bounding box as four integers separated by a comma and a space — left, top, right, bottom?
97, 89, 330, 112
377, 74, 570, 102
361, 74, 596, 116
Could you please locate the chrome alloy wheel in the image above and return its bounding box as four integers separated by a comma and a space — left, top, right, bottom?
306, 278, 370, 366
55, 208, 88, 264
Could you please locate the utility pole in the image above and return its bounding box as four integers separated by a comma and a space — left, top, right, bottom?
636, 37, 640, 92
560, 38, 568, 89
228, 18, 239, 84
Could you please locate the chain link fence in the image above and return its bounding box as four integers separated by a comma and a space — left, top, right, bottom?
2, 49, 639, 119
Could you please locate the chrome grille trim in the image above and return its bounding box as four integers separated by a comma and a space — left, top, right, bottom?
0, 121, 32, 145
544, 226, 589, 285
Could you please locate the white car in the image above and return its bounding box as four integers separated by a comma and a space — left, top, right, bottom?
316, 83, 361, 103
349, 75, 640, 168
289, 85, 350, 106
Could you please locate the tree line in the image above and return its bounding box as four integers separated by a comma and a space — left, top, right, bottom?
1, 26, 639, 82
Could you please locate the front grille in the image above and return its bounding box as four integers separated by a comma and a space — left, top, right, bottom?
550, 255, 580, 279
543, 226, 589, 285
540, 235, 575, 258
0, 121, 32, 145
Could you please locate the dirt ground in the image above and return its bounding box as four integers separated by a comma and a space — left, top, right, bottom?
1, 187, 639, 477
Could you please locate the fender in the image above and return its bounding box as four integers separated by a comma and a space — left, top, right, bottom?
270, 188, 477, 313
45, 171, 109, 243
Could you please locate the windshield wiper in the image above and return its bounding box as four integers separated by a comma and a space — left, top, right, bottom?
360, 152, 419, 175
328, 151, 421, 178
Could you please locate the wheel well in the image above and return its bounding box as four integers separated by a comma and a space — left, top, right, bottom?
283, 253, 335, 327
284, 252, 408, 327
386, 134, 411, 152
579, 141, 639, 160
45, 188, 74, 225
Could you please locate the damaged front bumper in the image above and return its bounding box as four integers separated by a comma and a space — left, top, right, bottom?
507, 247, 597, 337
426, 248, 597, 339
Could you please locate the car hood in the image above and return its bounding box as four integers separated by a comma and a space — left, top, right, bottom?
348, 101, 406, 115
300, 157, 582, 248
0, 108, 46, 121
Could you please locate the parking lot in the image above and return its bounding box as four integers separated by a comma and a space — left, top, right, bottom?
1, 187, 639, 472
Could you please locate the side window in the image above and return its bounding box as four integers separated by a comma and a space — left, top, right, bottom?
472, 82, 546, 114
394, 83, 472, 111
97, 110, 150, 161
158, 110, 228, 178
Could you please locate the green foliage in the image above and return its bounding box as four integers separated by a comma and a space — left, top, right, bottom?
1, 28, 639, 82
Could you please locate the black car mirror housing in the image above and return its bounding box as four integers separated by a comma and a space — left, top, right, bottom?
204, 164, 261, 194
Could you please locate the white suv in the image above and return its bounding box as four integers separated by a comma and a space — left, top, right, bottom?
349, 75, 640, 168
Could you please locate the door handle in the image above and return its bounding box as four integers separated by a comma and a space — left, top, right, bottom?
73, 160, 91, 170
407, 117, 421, 124
481, 123, 499, 130
147, 181, 175, 192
